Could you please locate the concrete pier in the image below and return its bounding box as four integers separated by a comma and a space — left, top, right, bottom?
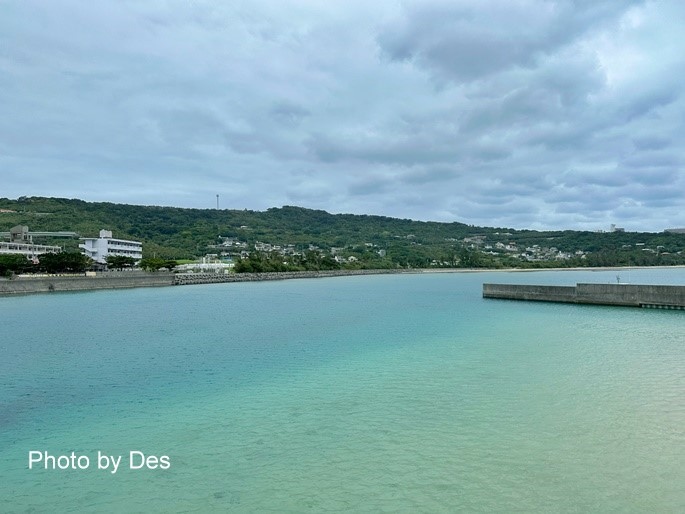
483, 283, 685, 309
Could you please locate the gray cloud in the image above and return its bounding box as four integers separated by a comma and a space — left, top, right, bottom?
270, 102, 311, 125
401, 167, 458, 185
1, 0, 684, 230
378, 0, 643, 83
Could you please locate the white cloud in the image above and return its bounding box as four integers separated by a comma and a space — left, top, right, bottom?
1, 0, 683, 230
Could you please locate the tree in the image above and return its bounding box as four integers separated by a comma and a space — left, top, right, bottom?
38, 252, 92, 273
458, 247, 483, 268
0, 254, 34, 276
106, 255, 137, 269
139, 257, 177, 271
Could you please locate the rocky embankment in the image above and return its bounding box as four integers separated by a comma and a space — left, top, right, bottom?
174, 269, 414, 285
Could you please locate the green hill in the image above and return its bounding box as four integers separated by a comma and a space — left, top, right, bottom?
1, 196, 684, 269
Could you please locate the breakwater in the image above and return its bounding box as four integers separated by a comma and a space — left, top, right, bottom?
173, 269, 411, 285
483, 283, 685, 309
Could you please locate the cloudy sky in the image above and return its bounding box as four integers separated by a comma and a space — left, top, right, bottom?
1, 0, 683, 231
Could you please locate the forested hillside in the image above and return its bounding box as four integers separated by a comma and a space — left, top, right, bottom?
1, 196, 684, 268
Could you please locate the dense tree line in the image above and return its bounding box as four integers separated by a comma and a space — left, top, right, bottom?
0, 254, 34, 276
39, 252, 92, 273
0, 252, 91, 276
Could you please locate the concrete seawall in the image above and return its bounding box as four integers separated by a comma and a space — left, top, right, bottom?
0, 272, 175, 295
483, 283, 685, 309
0, 269, 412, 296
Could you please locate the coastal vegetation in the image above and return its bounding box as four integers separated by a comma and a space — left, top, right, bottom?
1, 196, 684, 271
0, 251, 91, 276
0, 254, 34, 276
38, 252, 92, 273
105, 256, 137, 269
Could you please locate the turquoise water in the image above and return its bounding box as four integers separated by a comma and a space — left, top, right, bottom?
1, 270, 684, 512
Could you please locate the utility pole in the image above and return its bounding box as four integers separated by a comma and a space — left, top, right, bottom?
216, 194, 219, 210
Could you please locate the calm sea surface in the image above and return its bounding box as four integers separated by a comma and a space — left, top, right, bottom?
1, 269, 684, 512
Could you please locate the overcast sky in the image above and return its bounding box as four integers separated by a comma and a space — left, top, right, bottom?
1, 0, 683, 231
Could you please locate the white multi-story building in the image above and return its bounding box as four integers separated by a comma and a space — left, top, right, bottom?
79, 230, 142, 264
0, 225, 61, 260
0, 241, 61, 259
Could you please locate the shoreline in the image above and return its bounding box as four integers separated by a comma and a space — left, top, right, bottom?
2, 265, 684, 297
414, 264, 685, 274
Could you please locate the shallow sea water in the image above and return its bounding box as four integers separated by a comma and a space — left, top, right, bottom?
1, 269, 684, 512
